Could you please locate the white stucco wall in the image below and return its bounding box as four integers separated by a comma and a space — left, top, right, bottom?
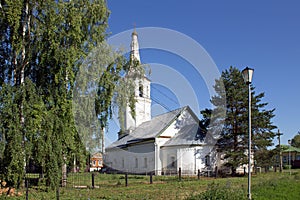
105, 141, 155, 174
154, 108, 202, 175
124, 78, 151, 131
160, 144, 221, 176
154, 117, 183, 175
160, 146, 208, 175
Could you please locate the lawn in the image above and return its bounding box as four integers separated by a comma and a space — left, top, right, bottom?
2, 170, 300, 199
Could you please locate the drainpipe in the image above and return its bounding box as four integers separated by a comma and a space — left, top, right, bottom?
154, 142, 157, 175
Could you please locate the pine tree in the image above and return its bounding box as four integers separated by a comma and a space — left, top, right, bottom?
203, 66, 277, 175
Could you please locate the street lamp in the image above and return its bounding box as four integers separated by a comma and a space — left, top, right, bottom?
242, 67, 254, 200
288, 139, 291, 175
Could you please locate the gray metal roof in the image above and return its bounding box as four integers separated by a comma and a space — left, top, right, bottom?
161, 123, 206, 147
106, 106, 187, 149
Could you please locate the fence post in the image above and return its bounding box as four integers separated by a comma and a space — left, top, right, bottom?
26, 179, 29, 200
56, 186, 60, 200
215, 166, 218, 179
178, 167, 182, 181
125, 173, 128, 187
92, 173, 95, 189
197, 169, 200, 180
150, 173, 153, 184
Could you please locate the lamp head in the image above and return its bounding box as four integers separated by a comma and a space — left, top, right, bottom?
242, 67, 254, 84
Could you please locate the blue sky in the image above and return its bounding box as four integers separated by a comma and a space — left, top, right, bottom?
105, 0, 300, 146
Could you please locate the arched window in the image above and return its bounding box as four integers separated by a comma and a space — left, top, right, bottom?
139, 84, 143, 97
135, 158, 138, 168
205, 155, 210, 166
171, 156, 176, 168
144, 157, 147, 168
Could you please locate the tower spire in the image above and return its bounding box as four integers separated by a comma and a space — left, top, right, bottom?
130, 27, 140, 62
120, 29, 151, 138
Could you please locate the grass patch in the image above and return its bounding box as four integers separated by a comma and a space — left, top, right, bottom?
3, 171, 300, 199
251, 172, 300, 200
186, 181, 246, 200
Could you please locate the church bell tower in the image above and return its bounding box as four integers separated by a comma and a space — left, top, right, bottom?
121, 30, 151, 137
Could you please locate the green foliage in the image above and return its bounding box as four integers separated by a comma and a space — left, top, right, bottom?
73, 42, 145, 153
1, 0, 142, 188
255, 148, 277, 168
291, 132, 300, 148
252, 173, 300, 199
95, 55, 129, 130
0, 0, 110, 188
118, 57, 148, 132
187, 182, 246, 200
203, 66, 277, 174
0, 83, 24, 187
283, 165, 291, 170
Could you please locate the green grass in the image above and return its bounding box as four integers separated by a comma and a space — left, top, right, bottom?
251, 172, 300, 200
2, 171, 300, 199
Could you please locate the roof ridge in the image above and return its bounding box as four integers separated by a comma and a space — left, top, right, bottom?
154, 106, 188, 137
106, 106, 193, 149
151, 106, 188, 118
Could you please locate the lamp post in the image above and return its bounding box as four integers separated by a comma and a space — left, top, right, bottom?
288, 139, 291, 175
242, 67, 254, 200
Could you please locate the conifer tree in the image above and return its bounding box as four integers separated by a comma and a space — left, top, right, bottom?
202, 66, 276, 175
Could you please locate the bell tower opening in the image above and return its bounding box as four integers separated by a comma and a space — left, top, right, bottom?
139, 84, 144, 97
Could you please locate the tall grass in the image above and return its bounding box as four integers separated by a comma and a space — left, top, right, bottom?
186, 182, 246, 200
251, 172, 300, 200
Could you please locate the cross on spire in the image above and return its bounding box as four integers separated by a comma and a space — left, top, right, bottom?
130, 25, 140, 62
132, 22, 137, 36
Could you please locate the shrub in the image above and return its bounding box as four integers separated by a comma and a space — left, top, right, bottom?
283, 165, 291, 169
186, 182, 247, 200
294, 172, 300, 180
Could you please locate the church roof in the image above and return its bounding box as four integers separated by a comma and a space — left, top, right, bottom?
106, 106, 189, 149
161, 123, 206, 147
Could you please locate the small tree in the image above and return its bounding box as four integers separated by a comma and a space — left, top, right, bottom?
291, 132, 300, 148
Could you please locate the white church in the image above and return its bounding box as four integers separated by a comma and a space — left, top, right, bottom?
104, 30, 221, 175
